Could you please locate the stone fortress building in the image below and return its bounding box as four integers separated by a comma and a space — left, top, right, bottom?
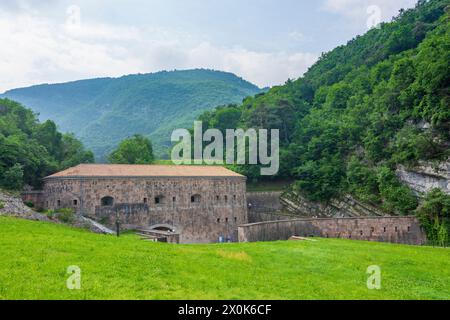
21, 164, 429, 245
41, 164, 248, 244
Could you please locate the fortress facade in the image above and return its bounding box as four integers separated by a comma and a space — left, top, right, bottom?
40, 164, 248, 244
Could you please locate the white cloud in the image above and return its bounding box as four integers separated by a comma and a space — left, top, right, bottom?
0, 8, 317, 92
323, 0, 417, 23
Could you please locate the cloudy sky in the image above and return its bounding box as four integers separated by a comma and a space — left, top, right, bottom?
0, 0, 417, 92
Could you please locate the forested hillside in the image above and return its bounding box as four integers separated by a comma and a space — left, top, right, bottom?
0, 99, 93, 190
199, 0, 450, 215
1, 69, 262, 160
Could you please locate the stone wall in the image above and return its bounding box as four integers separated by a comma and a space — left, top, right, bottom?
246, 191, 295, 223
238, 216, 426, 245
247, 192, 283, 212
43, 176, 247, 244
21, 191, 45, 210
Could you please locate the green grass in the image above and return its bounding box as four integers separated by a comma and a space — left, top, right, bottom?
0, 216, 449, 300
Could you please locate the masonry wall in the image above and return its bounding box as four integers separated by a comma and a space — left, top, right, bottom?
238, 217, 426, 245
21, 191, 45, 210
43, 176, 247, 244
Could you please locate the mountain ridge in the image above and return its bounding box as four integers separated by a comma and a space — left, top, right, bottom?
1, 69, 262, 160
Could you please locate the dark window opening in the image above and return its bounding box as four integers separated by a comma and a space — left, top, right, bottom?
216, 195, 220, 201
143, 198, 148, 204
395, 227, 398, 232
73, 200, 78, 206
217, 218, 220, 223
360, 231, 363, 236
384, 227, 387, 233
191, 194, 201, 203
101, 196, 114, 207
371, 227, 375, 233
224, 196, 228, 202
225, 218, 229, 223
173, 197, 176, 202
408, 226, 411, 232
155, 196, 165, 205
57, 200, 61, 207
234, 217, 237, 223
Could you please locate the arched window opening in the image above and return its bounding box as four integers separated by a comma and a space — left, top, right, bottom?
101, 196, 114, 207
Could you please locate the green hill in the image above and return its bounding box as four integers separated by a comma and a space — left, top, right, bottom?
200, 0, 450, 216
0, 216, 449, 300
1, 69, 262, 160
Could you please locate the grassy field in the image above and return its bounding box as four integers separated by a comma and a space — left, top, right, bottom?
0, 216, 449, 300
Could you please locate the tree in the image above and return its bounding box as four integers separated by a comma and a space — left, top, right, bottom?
417, 189, 450, 247
108, 135, 155, 164
0, 98, 94, 190
1, 164, 24, 190
60, 133, 95, 169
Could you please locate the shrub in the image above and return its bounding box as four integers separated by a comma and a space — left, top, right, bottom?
377, 166, 418, 214
55, 208, 76, 224
24, 201, 34, 208
0, 201, 5, 210
417, 189, 450, 247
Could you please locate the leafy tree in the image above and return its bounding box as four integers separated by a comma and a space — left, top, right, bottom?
2, 164, 24, 190
193, 0, 449, 216
417, 189, 450, 247
0, 98, 94, 190
108, 135, 155, 164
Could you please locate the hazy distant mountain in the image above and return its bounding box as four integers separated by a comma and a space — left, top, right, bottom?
2, 69, 262, 160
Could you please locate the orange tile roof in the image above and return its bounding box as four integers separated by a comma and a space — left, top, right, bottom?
45, 164, 245, 179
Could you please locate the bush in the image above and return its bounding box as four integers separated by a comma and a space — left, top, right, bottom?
55, 208, 76, 224
24, 201, 34, 208
377, 166, 418, 214
417, 189, 450, 247
46, 208, 75, 224
0, 201, 5, 210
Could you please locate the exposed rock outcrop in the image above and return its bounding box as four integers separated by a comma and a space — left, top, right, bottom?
0, 190, 49, 221
281, 192, 386, 218
396, 160, 450, 196
76, 216, 115, 235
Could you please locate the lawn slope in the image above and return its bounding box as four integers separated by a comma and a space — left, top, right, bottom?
0, 217, 449, 300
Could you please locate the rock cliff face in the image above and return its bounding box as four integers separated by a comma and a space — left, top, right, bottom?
0, 191, 49, 221
281, 192, 386, 218
396, 161, 450, 196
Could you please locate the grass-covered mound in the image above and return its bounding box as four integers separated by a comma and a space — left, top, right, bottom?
0, 217, 449, 300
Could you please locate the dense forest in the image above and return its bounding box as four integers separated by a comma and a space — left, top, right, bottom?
1, 69, 262, 160
0, 99, 94, 190
198, 0, 450, 216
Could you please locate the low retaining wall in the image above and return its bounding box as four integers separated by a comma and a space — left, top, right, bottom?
238, 216, 426, 245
